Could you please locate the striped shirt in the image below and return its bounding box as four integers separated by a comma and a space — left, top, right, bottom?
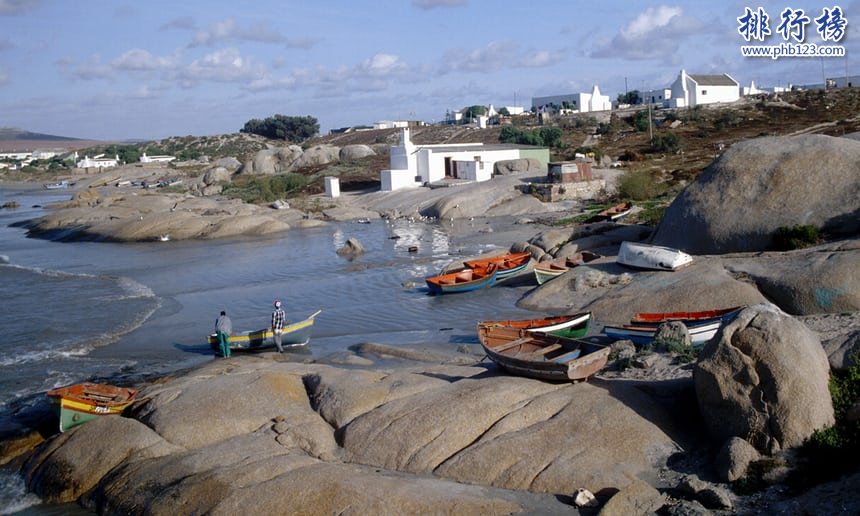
272, 308, 286, 331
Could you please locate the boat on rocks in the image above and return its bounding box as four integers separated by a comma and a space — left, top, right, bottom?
43, 180, 70, 190
616, 241, 693, 271
602, 318, 727, 347
585, 201, 633, 223
463, 252, 532, 280
477, 323, 610, 381
47, 382, 139, 433
208, 310, 321, 352
479, 311, 592, 339
630, 306, 743, 325
533, 251, 602, 284
425, 263, 498, 294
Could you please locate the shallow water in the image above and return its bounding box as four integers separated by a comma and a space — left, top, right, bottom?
0, 185, 540, 513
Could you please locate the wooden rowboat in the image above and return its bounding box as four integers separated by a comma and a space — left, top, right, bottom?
425, 263, 498, 294
477, 323, 610, 381
585, 201, 633, 223
479, 311, 591, 339
47, 382, 138, 433
208, 310, 321, 351
616, 241, 692, 271
601, 318, 725, 347
630, 306, 742, 325
533, 251, 602, 285
463, 252, 531, 280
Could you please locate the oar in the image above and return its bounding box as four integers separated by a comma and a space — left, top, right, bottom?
307, 309, 323, 319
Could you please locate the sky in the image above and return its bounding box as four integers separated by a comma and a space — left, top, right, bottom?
1, 0, 858, 141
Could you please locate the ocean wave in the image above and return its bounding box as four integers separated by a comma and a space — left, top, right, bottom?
0, 470, 41, 514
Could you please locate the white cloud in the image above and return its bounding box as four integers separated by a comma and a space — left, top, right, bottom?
519, 49, 567, 68
181, 48, 267, 84
57, 54, 115, 81
441, 40, 565, 73
160, 16, 196, 31
111, 49, 181, 71
590, 5, 704, 61
0, 0, 39, 16
191, 18, 284, 47
413, 0, 467, 10
0, 67, 8, 85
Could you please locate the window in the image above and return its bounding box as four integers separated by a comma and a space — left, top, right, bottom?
702, 89, 708, 95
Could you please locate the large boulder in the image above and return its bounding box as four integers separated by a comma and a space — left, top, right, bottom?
202, 166, 232, 185
339, 144, 375, 160
211, 157, 242, 173
494, 158, 544, 175
694, 304, 835, 453
24, 416, 180, 503
340, 375, 683, 493
292, 144, 340, 169
652, 134, 860, 254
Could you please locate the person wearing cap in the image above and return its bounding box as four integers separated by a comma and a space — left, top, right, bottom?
215, 310, 232, 358
271, 300, 286, 353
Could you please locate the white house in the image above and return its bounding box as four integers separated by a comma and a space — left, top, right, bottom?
380, 127, 549, 191
0, 152, 31, 161
76, 152, 119, 169
532, 85, 611, 113
669, 70, 740, 108
140, 152, 176, 163
640, 88, 673, 105
373, 120, 410, 130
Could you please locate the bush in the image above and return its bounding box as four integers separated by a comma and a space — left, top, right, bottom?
772, 225, 821, 250
651, 132, 682, 153
240, 114, 319, 142
616, 171, 667, 200
222, 174, 311, 203
632, 110, 651, 132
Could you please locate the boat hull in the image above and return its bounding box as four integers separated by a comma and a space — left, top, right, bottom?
463, 252, 532, 280
479, 312, 591, 339
478, 324, 609, 381
533, 263, 568, 284
617, 241, 693, 271
602, 319, 724, 346
47, 383, 138, 433
209, 313, 317, 351
425, 264, 498, 294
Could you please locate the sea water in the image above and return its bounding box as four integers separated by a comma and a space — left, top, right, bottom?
0, 185, 538, 513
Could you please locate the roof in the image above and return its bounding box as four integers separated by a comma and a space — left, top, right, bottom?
422, 143, 543, 153
688, 74, 738, 87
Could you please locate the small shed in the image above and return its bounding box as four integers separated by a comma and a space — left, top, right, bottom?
548, 159, 593, 183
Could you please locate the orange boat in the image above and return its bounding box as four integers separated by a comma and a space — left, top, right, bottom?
47, 382, 138, 432
630, 306, 742, 324
463, 252, 531, 280
425, 263, 498, 294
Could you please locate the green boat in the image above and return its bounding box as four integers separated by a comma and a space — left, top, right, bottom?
47, 382, 139, 433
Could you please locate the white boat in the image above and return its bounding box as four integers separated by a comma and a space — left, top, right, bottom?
616, 241, 692, 271
44, 180, 69, 190
602, 318, 724, 346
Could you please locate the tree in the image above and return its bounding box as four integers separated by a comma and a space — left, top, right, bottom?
617, 90, 641, 105
240, 114, 319, 142
499, 126, 562, 148
498, 107, 510, 116
462, 105, 488, 120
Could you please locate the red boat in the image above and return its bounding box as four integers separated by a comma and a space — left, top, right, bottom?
463, 252, 532, 280
630, 306, 742, 325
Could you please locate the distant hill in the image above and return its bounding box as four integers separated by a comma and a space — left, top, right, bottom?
0, 127, 84, 142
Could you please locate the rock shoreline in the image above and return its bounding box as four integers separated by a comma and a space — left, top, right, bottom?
2, 133, 860, 513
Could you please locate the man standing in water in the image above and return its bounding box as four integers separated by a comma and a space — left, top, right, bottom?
272, 300, 286, 353
215, 310, 232, 358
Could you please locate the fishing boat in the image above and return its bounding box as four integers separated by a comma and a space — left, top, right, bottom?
584, 201, 633, 223
533, 251, 602, 285
477, 323, 610, 381
43, 180, 70, 190
601, 318, 726, 347
630, 306, 742, 325
463, 252, 532, 280
479, 311, 592, 339
616, 241, 693, 271
208, 310, 321, 351
425, 263, 498, 294
47, 382, 139, 433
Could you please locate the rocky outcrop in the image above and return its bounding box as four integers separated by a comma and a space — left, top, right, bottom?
715, 437, 761, 482
494, 158, 544, 175
336, 237, 365, 258
292, 144, 340, 169
652, 134, 860, 253
339, 144, 375, 161
695, 305, 835, 453
202, 166, 232, 185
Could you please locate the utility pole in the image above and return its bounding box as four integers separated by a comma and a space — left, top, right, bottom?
648, 102, 653, 144
625, 77, 628, 98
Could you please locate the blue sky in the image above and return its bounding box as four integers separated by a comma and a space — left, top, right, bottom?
1, 0, 858, 140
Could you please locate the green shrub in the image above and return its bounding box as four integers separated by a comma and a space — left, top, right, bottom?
632, 110, 651, 132
772, 225, 821, 250
616, 171, 667, 201
651, 132, 681, 153
794, 354, 860, 488
636, 204, 666, 226
222, 174, 311, 203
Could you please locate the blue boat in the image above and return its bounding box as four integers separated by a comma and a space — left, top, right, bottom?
425, 263, 498, 294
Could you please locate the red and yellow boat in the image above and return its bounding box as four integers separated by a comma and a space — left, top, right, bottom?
47, 382, 138, 433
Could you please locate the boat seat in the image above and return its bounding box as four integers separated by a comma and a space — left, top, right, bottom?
553, 348, 582, 364
492, 337, 532, 353
530, 343, 562, 356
